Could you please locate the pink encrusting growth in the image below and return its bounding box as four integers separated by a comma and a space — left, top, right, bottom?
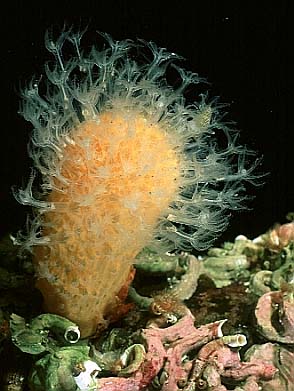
13, 29, 258, 336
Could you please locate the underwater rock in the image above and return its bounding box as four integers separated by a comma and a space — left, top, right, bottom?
255, 290, 294, 344
29, 346, 99, 391
244, 343, 294, 391
202, 253, 250, 288
194, 339, 276, 391
266, 222, 294, 251
95, 310, 226, 391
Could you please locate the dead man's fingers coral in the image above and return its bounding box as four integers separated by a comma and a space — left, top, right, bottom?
14, 28, 259, 337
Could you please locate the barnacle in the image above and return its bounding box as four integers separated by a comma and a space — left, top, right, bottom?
14, 28, 259, 336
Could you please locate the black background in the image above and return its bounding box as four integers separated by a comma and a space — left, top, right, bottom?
1, 1, 292, 246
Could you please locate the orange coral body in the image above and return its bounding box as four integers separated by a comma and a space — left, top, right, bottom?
34, 108, 180, 336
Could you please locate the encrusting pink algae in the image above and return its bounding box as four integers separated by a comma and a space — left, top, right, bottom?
13, 29, 258, 337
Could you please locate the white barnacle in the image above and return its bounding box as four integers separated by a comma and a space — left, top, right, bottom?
222, 334, 247, 348
73, 360, 101, 390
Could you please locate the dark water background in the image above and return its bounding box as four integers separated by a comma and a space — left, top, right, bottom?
1, 1, 292, 245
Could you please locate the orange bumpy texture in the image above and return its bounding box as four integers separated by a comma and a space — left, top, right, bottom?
34, 108, 180, 336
